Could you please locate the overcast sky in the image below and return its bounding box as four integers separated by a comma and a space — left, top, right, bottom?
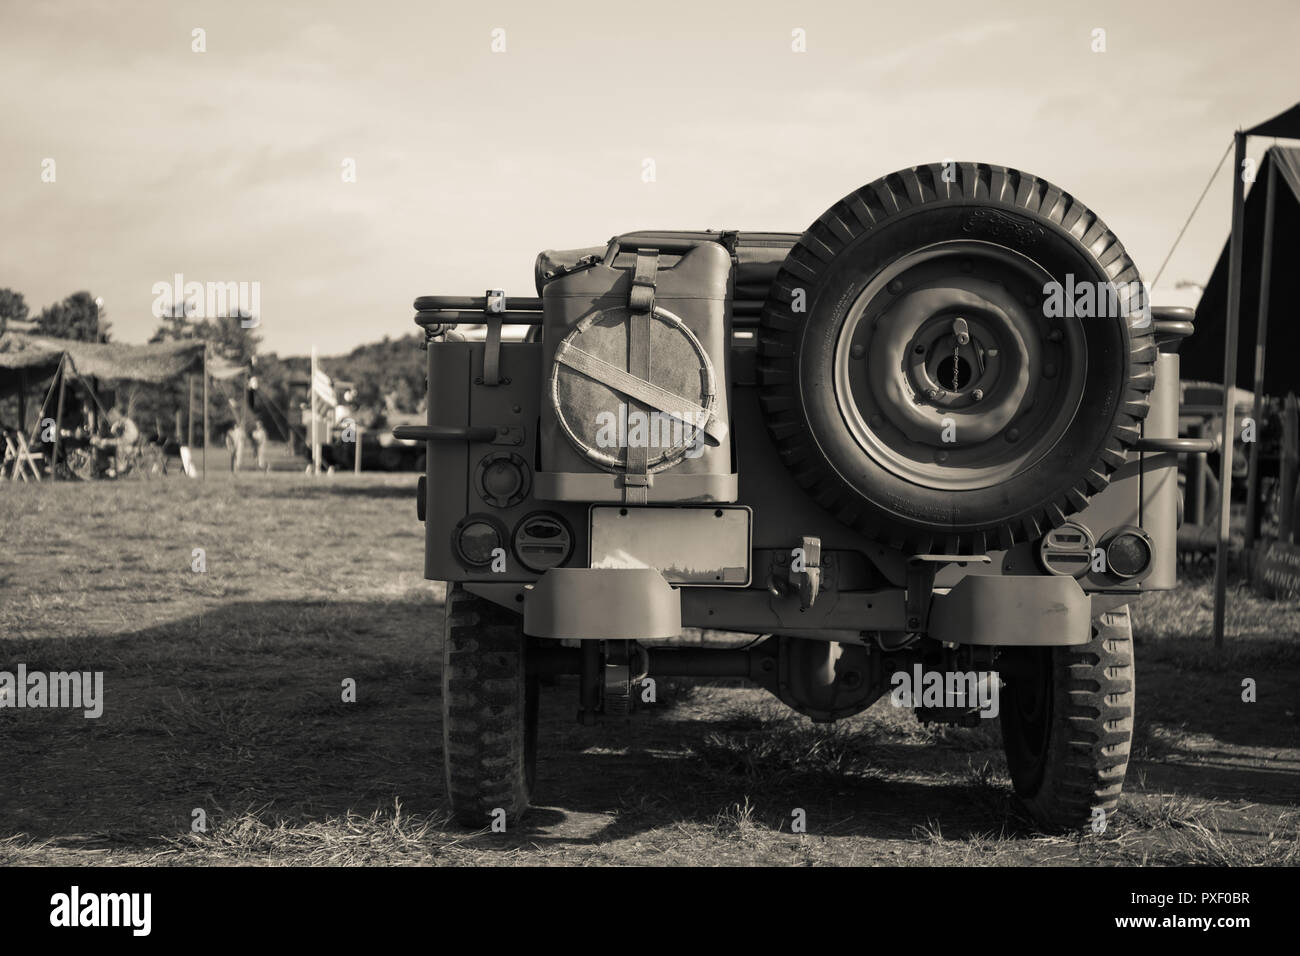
2, 0, 1296, 355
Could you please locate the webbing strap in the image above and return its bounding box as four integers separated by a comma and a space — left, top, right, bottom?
481, 289, 507, 385
552, 342, 727, 444
483, 314, 503, 385
623, 250, 658, 503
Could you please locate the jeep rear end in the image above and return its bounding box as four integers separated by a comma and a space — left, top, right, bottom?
400, 164, 1208, 831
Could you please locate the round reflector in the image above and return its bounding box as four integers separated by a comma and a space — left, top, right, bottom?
453, 515, 505, 568
1105, 529, 1152, 579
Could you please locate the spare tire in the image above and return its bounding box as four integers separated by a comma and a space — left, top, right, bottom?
759, 163, 1156, 553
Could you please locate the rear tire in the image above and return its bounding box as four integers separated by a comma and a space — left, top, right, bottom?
442, 584, 538, 827
999, 606, 1135, 832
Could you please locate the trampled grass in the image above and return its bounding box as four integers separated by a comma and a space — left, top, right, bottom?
0, 472, 1297, 866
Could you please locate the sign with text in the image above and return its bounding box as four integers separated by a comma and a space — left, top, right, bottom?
1253, 540, 1300, 599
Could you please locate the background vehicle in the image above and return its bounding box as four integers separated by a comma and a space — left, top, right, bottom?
399, 163, 1202, 832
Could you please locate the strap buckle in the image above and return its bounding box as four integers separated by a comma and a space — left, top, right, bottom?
481, 289, 505, 386
629, 249, 658, 314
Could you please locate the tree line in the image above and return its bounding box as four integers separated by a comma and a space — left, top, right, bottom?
0, 287, 425, 446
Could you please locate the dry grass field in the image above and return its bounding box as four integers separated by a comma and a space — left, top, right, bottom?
1, 473, 1297, 866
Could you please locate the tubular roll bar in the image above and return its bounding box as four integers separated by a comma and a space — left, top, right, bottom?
392, 425, 497, 443
413, 295, 767, 329
1134, 436, 1218, 455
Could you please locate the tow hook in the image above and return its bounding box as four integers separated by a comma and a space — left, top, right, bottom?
788, 536, 822, 610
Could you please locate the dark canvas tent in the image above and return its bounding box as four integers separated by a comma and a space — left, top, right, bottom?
1191, 102, 1300, 648
1183, 145, 1300, 394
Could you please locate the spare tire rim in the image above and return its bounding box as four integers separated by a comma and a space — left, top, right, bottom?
833, 240, 1087, 491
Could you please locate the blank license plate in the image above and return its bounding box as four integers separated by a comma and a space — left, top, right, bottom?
589, 506, 751, 586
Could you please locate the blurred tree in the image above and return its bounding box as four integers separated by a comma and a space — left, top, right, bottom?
149, 304, 261, 363
0, 288, 29, 333
36, 291, 111, 342
319, 333, 426, 426
142, 306, 264, 444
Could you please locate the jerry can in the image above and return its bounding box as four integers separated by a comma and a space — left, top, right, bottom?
536, 235, 737, 504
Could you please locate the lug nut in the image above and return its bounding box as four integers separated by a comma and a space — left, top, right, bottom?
926, 388, 942, 400
971, 388, 984, 401
850, 343, 866, 359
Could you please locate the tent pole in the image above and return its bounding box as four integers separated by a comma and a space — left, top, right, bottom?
1244, 159, 1277, 550
311, 345, 320, 477
202, 344, 208, 480
53, 354, 67, 477
1213, 131, 1248, 651
18, 368, 27, 435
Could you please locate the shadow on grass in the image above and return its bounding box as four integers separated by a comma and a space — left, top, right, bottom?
1, 597, 1296, 858
254, 479, 418, 501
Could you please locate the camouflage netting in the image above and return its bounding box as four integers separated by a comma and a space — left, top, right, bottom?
0, 332, 206, 398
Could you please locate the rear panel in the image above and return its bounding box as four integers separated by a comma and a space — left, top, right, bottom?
424, 340, 588, 585
423, 332, 1175, 601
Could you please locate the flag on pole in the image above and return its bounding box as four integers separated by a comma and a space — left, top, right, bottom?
312, 367, 337, 420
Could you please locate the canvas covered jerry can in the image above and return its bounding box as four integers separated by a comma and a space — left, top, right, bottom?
536, 235, 737, 504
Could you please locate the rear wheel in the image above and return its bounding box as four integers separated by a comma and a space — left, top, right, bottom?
441, 584, 538, 826
999, 606, 1135, 831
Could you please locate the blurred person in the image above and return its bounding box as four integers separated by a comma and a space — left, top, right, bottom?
250, 419, 268, 472
224, 422, 245, 472
94, 406, 140, 477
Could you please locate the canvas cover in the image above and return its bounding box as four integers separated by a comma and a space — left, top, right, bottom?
0, 332, 225, 404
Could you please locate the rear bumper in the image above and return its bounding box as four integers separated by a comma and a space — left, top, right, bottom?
522, 568, 681, 640
928, 575, 1091, 646
504, 568, 1091, 645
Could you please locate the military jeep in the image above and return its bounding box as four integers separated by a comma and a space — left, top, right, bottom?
397, 164, 1203, 831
